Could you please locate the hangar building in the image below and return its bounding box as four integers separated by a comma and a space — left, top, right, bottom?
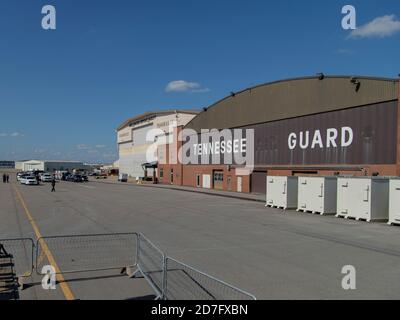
117, 110, 199, 180
21, 160, 90, 172
158, 75, 400, 194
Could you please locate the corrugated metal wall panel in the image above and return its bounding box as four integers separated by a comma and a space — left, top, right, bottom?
183, 101, 398, 167
133, 125, 153, 146
248, 101, 397, 166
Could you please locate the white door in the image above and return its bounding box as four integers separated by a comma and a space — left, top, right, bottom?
337, 178, 351, 217
202, 174, 211, 189
266, 177, 277, 206
339, 179, 371, 219
267, 177, 287, 208
389, 180, 400, 223
351, 179, 371, 219
309, 178, 325, 213
298, 177, 324, 213
297, 177, 308, 211
237, 177, 242, 193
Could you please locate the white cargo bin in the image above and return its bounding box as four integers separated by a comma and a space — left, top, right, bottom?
337, 177, 389, 222
297, 177, 337, 215
266, 176, 298, 210
388, 179, 400, 225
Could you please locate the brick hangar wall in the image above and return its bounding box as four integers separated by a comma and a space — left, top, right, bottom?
182, 165, 251, 193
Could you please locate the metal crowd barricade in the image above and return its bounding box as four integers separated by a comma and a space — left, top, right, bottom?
163, 257, 256, 300
135, 233, 166, 300
0, 239, 34, 279
0, 233, 257, 300
35, 233, 138, 275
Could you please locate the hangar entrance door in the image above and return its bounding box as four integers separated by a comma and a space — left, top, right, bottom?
213, 171, 224, 190
202, 175, 211, 189
237, 177, 242, 193
251, 171, 267, 194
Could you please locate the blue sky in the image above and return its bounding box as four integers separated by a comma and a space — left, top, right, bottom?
0, 0, 399, 163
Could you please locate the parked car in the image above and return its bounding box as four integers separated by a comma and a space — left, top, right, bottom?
17, 172, 27, 181
41, 173, 53, 182
67, 174, 83, 183
21, 176, 39, 185
82, 175, 89, 182
62, 173, 72, 181
18, 173, 30, 182
118, 173, 128, 182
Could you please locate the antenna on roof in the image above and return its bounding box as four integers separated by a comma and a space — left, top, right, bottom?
350, 77, 361, 92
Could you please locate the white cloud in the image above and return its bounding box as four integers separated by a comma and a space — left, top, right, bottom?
95, 144, 107, 149
0, 132, 24, 138
77, 144, 89, 150
34, 148, 47, 154
165, 80, 210, 93
10, 132, 23, 137
349, 15, 400, 39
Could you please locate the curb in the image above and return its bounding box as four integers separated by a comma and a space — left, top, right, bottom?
90, 180, 265, 203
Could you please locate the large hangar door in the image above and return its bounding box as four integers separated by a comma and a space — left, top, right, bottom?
251, 171, 267, 194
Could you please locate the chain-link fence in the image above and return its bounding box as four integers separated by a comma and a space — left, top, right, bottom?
164, 257, 256, 300
36, 233, 138, 275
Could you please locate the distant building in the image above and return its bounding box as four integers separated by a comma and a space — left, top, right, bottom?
0, 161, 15, 169
117, 110, 199, 179
21, 160, 90, 172
101, 160, 119, 171
15, 160, 30, 170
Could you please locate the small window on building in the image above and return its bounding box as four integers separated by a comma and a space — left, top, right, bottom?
160, 168, 164, 179
170, 169, 174, 184
196, 174, 201, 187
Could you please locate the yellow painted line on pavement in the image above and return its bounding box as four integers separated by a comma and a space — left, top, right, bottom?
13, 185, 75, 300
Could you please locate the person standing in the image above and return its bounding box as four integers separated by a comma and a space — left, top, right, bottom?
6, 174, 9, 183
2, 174, 5, 183
51, 178, 56, 192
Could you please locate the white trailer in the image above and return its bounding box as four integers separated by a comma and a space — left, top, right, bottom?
297, 177, 337, 215
336, 177, 389, 222
266, 176, 298, 210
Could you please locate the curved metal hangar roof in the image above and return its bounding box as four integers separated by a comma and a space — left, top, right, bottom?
185, 75, 399, 132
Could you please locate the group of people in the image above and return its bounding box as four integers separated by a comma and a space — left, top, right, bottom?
2, 173, 10, 183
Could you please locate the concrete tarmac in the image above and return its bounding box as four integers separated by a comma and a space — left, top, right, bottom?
2, 176, 400, 299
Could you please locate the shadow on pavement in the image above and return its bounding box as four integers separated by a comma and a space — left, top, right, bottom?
0, 247, 20, 300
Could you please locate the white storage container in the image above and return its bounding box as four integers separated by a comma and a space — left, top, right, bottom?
297, 177, 337, 215
336, 177, 389, 222
266, 176, 298, 210
388, 179, 400, 225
